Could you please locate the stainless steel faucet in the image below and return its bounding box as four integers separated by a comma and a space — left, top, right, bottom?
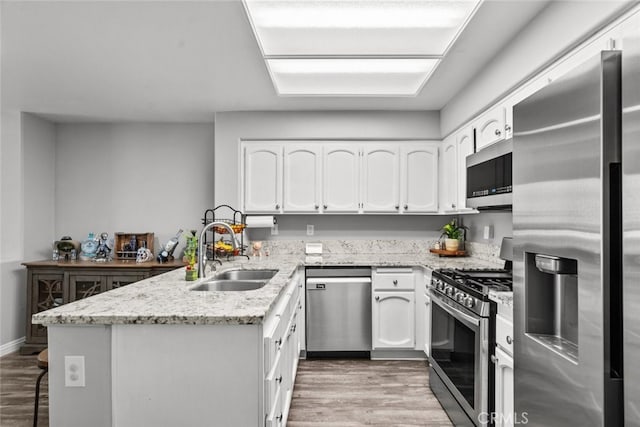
198, 222, 237, 278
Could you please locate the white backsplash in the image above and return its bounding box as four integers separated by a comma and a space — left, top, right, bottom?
252, 238, 503, 262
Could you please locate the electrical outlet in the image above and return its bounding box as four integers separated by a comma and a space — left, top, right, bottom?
483, 225, 494, 240
64, 355, 85, 387
271, 224, 279, 235
306, 225, 314, 236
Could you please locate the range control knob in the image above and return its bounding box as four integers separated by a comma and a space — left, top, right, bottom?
464, 297, 475, 308
445, 286, 454, 297
455, 292, 465, 303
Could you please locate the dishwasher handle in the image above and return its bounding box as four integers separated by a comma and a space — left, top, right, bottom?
306, 277, 371, 289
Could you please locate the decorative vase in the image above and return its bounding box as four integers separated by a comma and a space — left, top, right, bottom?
445, 238, 459, 251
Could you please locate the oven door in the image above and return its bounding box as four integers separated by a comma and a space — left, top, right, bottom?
429, 290, 491, 424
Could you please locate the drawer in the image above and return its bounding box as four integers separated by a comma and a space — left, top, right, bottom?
496, 314, 514, 355
264, 313, 288, 372
373, 273, 414, 291
265, 350, 283, 414
265, 383, 283, 427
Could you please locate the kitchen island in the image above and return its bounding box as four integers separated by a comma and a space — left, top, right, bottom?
33, 253, 501, 427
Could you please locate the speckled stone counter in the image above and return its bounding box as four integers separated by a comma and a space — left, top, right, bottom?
489, 289, 514, 308
33, 252, 503, 326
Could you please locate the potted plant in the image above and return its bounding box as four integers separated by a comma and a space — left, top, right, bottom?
441, 219, 466, 251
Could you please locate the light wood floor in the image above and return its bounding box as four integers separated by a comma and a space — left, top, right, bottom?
0, 354, 451, 427
0, 352, 48, 427
288, 359, 453, 427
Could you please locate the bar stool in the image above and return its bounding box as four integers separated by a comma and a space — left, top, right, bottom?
33, 348, 48, 427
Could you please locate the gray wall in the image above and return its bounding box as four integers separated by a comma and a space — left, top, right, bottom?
461, 211, 513, 245
441, 0, 633, 136
55, 122, 215, 252
247, 215, 454, 242
0, 113, 56, 351
215, 110, 441, 240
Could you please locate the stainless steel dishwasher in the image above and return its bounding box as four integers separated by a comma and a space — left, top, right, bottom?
305, 267, 372, 356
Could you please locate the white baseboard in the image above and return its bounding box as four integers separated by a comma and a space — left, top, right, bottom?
0, 336, 25, 357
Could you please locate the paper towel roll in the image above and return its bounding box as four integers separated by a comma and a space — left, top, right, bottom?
245, 215, 276, 228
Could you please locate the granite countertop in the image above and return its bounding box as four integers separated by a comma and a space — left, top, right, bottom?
32, 252, 503, 326
488, 289, 514, 308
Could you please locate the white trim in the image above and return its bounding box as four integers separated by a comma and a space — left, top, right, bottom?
0, 336, 26, 357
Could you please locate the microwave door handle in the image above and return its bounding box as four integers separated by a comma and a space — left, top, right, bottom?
430, 291, 481, 329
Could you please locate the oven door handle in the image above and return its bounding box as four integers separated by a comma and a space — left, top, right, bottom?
430, 291, 481, 328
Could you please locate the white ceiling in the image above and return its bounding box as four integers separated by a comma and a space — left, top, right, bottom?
0, 0, 551, 122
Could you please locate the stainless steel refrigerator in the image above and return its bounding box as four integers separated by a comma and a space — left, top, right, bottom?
512, 28, 640, 427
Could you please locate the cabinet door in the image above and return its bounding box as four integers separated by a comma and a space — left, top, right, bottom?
69, 274, 108, 301
243, 144, 282, 213
362, 144, 400, 212
283, 145, 321, 213
28, 272, 66, 342
494, 346, 514, 427
456, 128, 474, 209
401, 143, 438, 213
439, 136, 457, 212
474, 107, 506, 150
372, 291, 415, 348
323, 144, 360, 212
107, 273, 148, 290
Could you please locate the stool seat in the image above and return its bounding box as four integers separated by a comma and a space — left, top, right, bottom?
37, 349, 48, 370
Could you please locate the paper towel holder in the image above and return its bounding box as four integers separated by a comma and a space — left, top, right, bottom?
244, 215, 277, 228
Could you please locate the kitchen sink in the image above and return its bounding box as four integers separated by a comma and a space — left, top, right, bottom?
189, 279, 267, 292
213, 269, 278, 281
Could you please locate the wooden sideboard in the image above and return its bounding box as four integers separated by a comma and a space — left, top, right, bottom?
21, 259, 185, 354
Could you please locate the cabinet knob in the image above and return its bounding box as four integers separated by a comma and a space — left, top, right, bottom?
494, 129, 502, 136
393, 280, 398, 286
505, 124, 512, 132
452, 203, 456, 209
375, 296, 380, 301
491, 354, 498, 364
275, 338, 282, 348
404, 204, 408, 210
275, 204, 280, 210
277, 414, 283, 422
277, 375, 283, 383
323, 204, 328, 209
395, 205, 399, 210
315, 205, 319, 210
506, 336, 513, 345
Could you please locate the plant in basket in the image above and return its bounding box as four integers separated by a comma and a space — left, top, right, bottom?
440, 219, 467, 252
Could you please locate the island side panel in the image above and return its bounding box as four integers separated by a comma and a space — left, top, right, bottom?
111, 324, 262, 427
48, 325, 112, 427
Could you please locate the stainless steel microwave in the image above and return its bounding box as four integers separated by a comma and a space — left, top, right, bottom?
466, 138, 512, 210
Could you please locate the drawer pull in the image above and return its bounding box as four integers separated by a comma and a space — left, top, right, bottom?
506, 336, 513, 345
277, 375, 283, 383
276, 414, 283, 422
393, 280, 398, 286
275, 338, 282, 348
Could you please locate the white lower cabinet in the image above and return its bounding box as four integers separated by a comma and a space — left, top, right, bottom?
264, 269, 303, 427
494, 346, 514, 427
493, 312, 514, 427
372, 268, 416, 349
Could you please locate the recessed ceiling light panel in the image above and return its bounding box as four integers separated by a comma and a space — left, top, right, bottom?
244, 0, 482, 56
267, 58, 439, 95
243, 0, 482, 96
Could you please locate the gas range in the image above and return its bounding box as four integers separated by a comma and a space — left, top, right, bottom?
431, 268, 513, 317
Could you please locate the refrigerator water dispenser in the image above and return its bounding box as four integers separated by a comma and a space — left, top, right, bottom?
525, 253, 579, 362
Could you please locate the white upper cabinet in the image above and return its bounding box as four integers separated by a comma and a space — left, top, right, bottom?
439, 136, 457, 212
243, 140, 439, 214
456, 127, 474, 210
362, 144, 400, 213
474, 106, 506, 151
401, 143, 438, 213
323, 144, 361, 213
243, 144, 282, 213
283, 145, 321, 213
